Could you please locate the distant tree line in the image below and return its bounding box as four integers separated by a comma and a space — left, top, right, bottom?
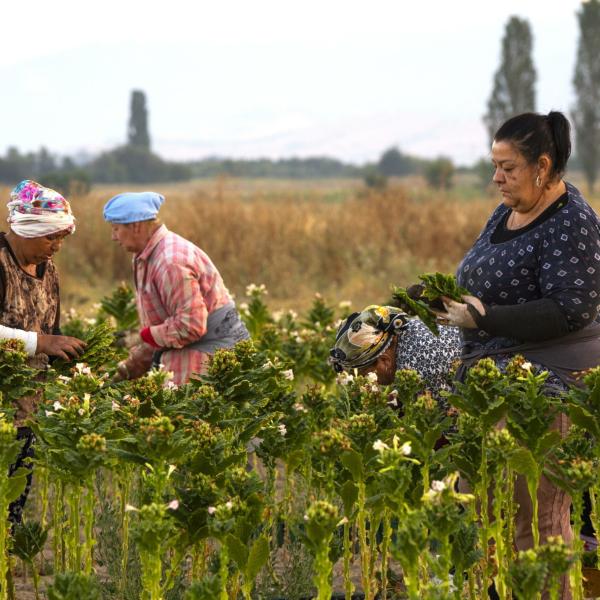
4, 0, 600, 198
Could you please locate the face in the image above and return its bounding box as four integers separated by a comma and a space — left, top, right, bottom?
491, 140, 540, 212
110, 223, 143, 253
23, 230, 70, 264
357, 338, 397, 385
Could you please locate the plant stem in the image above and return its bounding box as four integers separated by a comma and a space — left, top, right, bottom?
493, 470, 507, 600
0, 477, 8, 600
118, 472, 131, 594
83, 475, 95, 575
219, 543, 229, 600
313, 539, 334, 600
66, 483, 82, 572
343, 519, 354, 600
380, 511, 391, 600
357, 480, 372, 600
570, 493, 584, 600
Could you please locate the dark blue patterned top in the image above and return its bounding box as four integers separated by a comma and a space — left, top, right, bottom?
457, 182, 600, 344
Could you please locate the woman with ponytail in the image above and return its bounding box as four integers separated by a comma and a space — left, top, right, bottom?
435, 111, 600, 599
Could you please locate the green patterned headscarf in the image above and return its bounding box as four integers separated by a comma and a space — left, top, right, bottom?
329, 305, 409, 373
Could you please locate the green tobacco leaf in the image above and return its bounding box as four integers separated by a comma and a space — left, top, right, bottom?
391, 289, 439, 335
341, 449, 364, 481
11, 521, 48, 562
339, 480, 358, 516
226, 533, 249, 570
6, 469, 29, 503
535, 430, 562, 458
568, 405, 600, 440
508, 447, 539, 482
245, 534, 270, 582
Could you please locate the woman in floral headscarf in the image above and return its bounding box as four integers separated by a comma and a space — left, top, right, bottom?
1, 180, 85, 523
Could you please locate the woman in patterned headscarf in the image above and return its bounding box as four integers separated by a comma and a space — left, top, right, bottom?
330, 304, 461, 399
1, 180, 86, 523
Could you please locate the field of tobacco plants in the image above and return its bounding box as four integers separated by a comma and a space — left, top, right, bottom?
2, 283, 600, 599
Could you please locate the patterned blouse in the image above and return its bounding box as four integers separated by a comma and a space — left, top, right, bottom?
125, 225, 233, 385
457, 182, 600, 346
395, 319, 462, 401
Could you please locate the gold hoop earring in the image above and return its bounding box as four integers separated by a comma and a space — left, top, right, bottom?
535, 175, 542, 188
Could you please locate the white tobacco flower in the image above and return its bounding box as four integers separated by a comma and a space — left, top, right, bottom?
278, 423, 287, 437
84, 317, 97, 326
388, 398, 398, 407
272, 310, 284, 322
78, 408, 85, 416
167, 464, 177, 477
225, 501, 233, 510
338, 300, 352, 310
166, 381, 178, 390
303, 514, 309, 522
336, 372, 354, 386
288, 309, 298, 320
58, 375, 71, 383
431, 480, 446, 492
125, 504, 138, 512
111, 401, 120, 411
522, 361, 533, 372
45, 410, 54, 417
53, 401, 64, 411
239, 302, 249, 312
207, 506, 217, 515
167, 500, 179, 510
293, 402, 308, 413
282, 369, 294, 381
369, 384, 379, 393
262, 360, 275, 370
366, 372, 378, 384
400, 442, 412, 456
373, 439, 389, 452
337, 516, 349, 526
75, 363, 91, 375
294, 335, 303, 344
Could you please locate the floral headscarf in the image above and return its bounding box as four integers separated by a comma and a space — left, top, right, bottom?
329, 305, 409, 373
7, 180, 76, 238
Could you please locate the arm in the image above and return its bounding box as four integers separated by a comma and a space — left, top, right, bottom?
0, 324, 37, 356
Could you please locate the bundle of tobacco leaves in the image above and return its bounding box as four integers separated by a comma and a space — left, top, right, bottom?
51, 321, 125, 375
392, 272, 469, 335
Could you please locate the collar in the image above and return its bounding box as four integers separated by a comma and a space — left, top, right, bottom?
136, 224, 169, 262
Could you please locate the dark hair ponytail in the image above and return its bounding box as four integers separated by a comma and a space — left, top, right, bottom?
494, 111, 572, 179
545, 111, 571, 176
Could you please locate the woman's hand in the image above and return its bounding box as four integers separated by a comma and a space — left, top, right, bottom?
36, 334, 87, 360
433, 295, 486, 329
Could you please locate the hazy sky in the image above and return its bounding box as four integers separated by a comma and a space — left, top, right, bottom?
1, 0, 586, 165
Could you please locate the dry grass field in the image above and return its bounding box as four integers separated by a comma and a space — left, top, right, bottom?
1, 174, 598, 314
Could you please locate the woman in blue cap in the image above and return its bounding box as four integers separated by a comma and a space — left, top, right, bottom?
103, 190, 248, 384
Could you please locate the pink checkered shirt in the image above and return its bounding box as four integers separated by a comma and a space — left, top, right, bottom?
125, 225, 233, 384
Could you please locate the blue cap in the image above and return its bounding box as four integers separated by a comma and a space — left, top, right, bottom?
103, 191, 165, 224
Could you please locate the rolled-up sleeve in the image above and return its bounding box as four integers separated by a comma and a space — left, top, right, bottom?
147, 262, 208, 349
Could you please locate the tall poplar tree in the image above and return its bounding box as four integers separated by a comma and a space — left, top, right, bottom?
127, 90, 151, 150
483, 16, 537, 145
572, 0, 600, 192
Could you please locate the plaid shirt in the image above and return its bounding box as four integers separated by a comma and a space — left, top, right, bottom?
125, 225, 233, 384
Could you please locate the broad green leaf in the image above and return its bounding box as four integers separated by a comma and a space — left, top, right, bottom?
245, 534, 270, 582
225, 533, 248, 570
339, 480, 358, 516
341, 449, 364, 481
508, 447, 538, 482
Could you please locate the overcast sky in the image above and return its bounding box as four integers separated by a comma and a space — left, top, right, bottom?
1, 0, 586, 165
